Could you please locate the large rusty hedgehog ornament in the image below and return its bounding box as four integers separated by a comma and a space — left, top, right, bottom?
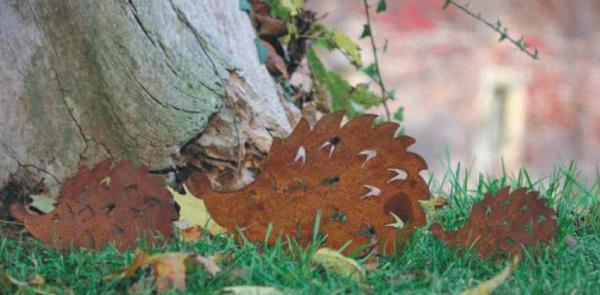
11, 160, 176, 251
432, 187, 558, 258
187, 111, 431, 254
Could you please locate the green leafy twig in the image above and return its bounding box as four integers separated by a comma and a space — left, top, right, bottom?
443, 0, 539, 60
361, 0, 392, 121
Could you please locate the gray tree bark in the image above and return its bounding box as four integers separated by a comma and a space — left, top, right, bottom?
0, 0, 298, 199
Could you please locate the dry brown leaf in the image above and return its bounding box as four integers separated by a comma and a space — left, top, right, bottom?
260, 40, 289, 79
191, 255, 222, 277
460, 255, 520, 295
108, 252, 221, 292
187, 111, 430, 255
146, 253, 189, 292
209, 251, 236, 266
0, 272, 66, 294
250, 0, 270, 17
363, 255, 380, 272
178, 226, 203, 242
11, 160, 176, 251
432, 187, 557, 258
419, 197, 448, 213
255, 14, 288, 38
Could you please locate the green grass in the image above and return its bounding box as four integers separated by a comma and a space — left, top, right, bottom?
1, 163, 600, 294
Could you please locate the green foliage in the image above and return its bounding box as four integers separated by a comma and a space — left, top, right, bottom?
362, 63, 379, 81
261, 0, 304, 21
393, 107, 404, 122
257, 0, 398, 120
314, 29, 364, 67
306, 49, 381, 117
376, 0, 387, 13
360, 24, 371, 39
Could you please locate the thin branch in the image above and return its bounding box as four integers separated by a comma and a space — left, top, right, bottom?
362, 0, 392, 121
443, 0, 540, 60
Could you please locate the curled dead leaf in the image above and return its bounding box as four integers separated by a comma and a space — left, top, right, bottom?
191, 255, 222, 277
460, 255, 520, 295
0, 272, 65, 294
260, 40, 289, 79
255, 14, 288, 38
249, 0, 270, 17
107, 252, 221, 293
312, 248, 366, 282
419, 197, 448, 213
175, 225, 202, 242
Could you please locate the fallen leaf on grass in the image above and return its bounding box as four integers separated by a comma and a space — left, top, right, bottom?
0, 272, 13, 292
209, 251, 236, 266
460, 255, 520, 295
170, 186, 228, 236
1, 271, 66, 294
178, 225, 204, 242
191, 255, 222, 277
221, 285, 286, 295
312, 248, 366, 282
108, 252, 221, 292
363, 254, 380, 271
418, 197, 448, 215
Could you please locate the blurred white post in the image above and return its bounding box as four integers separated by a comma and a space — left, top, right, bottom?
474, 66, 527, 174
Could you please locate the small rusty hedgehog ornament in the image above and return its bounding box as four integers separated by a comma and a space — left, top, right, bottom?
11, 160, 176, 251
187, 111, 431, 255
432, 187, 558, 258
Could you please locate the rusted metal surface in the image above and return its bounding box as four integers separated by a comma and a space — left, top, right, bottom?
11, 160, 176, 251
432, 187, 558, 258
187, 111, 430, 255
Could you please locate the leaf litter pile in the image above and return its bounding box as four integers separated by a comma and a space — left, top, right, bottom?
4, 111, 561, 293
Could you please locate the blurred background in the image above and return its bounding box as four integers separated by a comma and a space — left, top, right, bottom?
307, 0, 600, 181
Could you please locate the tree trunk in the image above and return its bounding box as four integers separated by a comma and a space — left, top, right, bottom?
0, 0, 298, 204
